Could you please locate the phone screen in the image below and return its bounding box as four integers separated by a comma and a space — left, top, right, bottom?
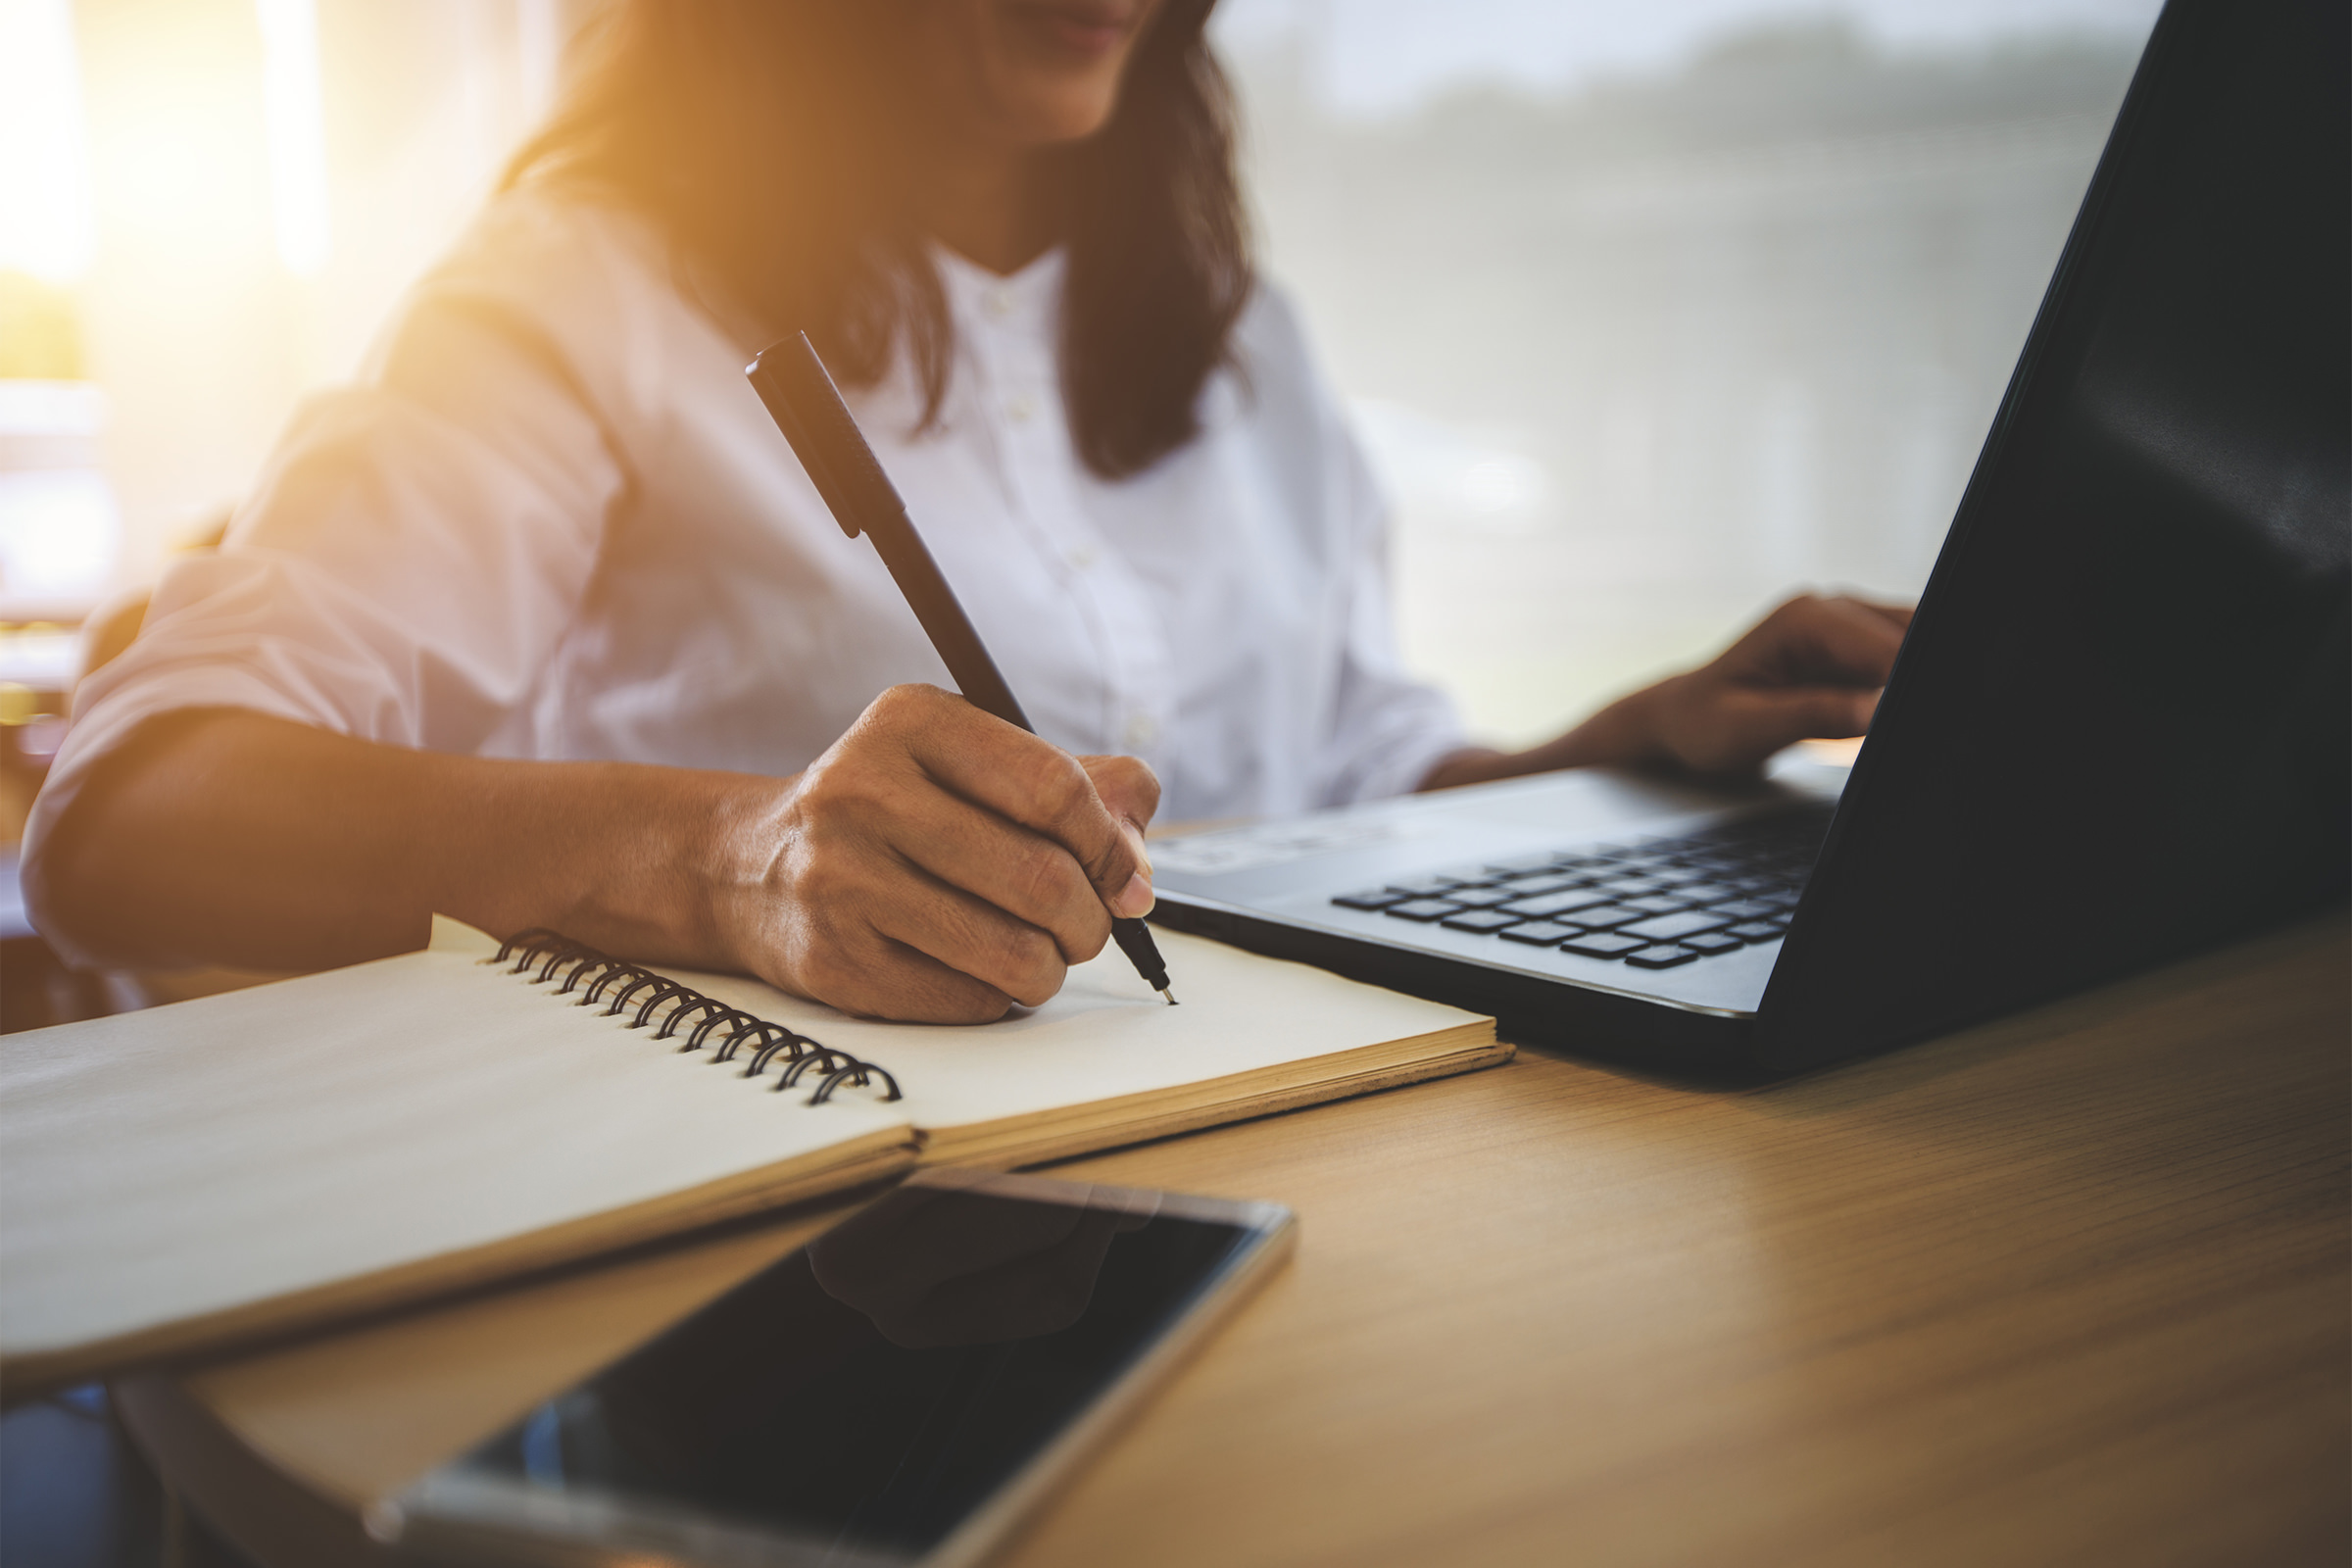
396, 1177, 1283, 1566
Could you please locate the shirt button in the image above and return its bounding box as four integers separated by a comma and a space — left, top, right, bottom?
983, 287, 1013, 318
1067, 542, 1098, 569
1006, 393, 1037, 424
1123, 712, 1158, 749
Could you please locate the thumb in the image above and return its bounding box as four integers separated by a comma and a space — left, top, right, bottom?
1077, 755, 1161, 916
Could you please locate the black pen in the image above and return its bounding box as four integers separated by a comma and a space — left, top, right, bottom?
747, 331, 1177, 1005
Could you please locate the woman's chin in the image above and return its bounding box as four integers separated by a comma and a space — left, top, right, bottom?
986, 82, 1126, 147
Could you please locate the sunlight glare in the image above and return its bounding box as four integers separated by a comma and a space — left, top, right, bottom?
0, 0, 97, 283
254, 0, 329, 275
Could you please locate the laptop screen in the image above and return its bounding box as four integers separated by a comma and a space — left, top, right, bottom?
1763, 0, 2349, 1067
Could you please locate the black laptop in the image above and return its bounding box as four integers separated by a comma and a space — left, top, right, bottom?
1149, 0, 2350, 1078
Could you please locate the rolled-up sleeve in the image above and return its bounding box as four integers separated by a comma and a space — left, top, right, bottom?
23, 198, 630, 950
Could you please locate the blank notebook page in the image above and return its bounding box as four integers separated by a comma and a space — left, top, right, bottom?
667, 926, 1494, 1152
0, 920, 912, 1365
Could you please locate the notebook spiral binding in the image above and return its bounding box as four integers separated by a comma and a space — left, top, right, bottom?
489, 929, 903, 1106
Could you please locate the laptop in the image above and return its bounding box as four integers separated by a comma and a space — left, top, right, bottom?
1149, 0, 2350, 1079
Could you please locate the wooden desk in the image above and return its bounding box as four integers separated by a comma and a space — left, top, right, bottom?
119, 915, 2349, 1567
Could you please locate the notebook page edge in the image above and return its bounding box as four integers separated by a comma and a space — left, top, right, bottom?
918, 1025, 1510, 1168
0, 1128, 916, 1399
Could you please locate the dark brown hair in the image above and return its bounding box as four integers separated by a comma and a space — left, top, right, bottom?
503, 0, 1251, 479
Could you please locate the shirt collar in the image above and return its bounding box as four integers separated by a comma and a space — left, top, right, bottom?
932, 244, 1066, 338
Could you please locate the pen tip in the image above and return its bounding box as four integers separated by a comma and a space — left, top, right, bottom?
1159, 988, 1178, 1006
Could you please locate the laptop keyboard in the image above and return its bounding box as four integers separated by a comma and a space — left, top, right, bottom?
1329, 804, 1833, 972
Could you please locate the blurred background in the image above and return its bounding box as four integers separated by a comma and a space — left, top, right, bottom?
0, 0, 2160, 773
1219, 0, 2157, 738
0, 9, 2174, 1537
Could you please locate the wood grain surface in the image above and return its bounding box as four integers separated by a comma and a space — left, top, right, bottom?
118, 913, 2350, 1568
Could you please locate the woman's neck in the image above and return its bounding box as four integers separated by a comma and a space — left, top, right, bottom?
921, 141, 1060, 277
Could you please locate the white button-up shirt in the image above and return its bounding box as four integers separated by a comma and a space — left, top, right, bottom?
26, 190, 1465, 908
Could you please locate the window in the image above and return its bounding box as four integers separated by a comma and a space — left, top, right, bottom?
1216, 0, 2158, 740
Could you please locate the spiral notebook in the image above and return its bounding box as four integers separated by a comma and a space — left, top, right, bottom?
0, 917, 1501, 1396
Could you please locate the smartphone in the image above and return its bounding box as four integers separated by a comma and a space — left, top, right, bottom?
371, 1169, 1296, 1568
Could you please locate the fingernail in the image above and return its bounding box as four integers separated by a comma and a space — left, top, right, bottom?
1112, 870, 1154, 918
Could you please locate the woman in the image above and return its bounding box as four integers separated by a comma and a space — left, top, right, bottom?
24, 0, 1907, 1023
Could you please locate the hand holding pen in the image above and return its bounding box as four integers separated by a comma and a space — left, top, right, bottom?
730, 685, 1165, 1021
748, 332, 1177, 1013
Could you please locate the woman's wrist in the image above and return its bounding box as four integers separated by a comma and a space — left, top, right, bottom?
1416, 679, 1680, 792
691, 769, 803, 979
526, 761, 793, 977
1545, 679, 1678, 772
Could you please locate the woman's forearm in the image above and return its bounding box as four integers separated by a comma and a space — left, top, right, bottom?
1418, 686, 1668, 792
31, 709, 776, 973
29, 689, 1162, 1025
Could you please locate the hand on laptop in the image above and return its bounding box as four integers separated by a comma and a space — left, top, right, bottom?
1421, 593, 1914, 789
1628, 593, 1914, 774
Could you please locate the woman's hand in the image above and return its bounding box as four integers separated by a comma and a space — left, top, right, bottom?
718, 684, 1160, 1023
1614, 593, 1914, 775
1421, 593, 1914, 790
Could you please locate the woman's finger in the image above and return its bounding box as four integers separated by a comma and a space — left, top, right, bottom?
1724, 686, 1879, 760
760, 836, 1039, 1020
785, 691, 1115, 963
784, 916, 1019, 1023
876, 689, 1152, 917
1672, 684, 1878, 773
1856, 598, 1916, 630
1747, 594, 1910, 687
858, 856, 1071, 1010
1078, 753, 1161, 908
883, 792, 1112, 965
